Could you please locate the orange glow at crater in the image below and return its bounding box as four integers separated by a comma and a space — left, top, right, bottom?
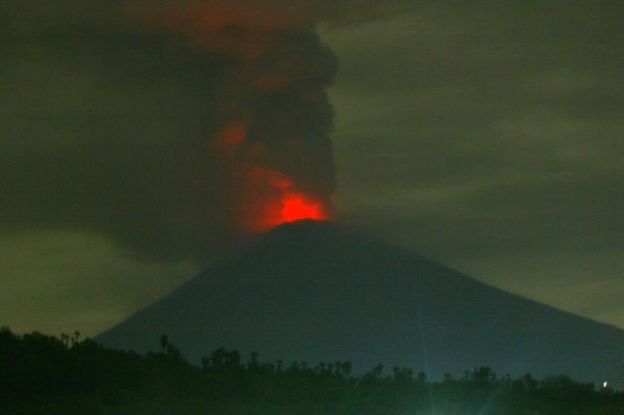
214, 123, 331, 233
243, 167, 330, 232
281, 194, 327, 223
251, 189, 330, 232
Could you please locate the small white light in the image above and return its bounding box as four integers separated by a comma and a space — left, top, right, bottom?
602, 381, 608, 388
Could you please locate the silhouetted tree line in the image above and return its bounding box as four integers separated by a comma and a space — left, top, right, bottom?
1, 327, 622, 415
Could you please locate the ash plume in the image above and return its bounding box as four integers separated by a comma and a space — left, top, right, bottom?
0, 1, 389, 261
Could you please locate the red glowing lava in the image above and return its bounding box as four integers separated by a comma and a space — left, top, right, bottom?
249, 190, 329, 232
213, 123, 331, 232
281, 194, 327, 223
242, 167, 330, 231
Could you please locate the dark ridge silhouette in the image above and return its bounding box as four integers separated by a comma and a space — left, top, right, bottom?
4, 328, 623, 414
97, 220, 624, 387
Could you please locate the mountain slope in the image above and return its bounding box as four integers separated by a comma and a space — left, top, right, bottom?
97, 221, 624, 386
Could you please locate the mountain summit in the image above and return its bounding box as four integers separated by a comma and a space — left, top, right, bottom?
97, 220, 624, 386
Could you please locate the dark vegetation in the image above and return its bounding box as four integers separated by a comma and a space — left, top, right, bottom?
1, 327, 622, 415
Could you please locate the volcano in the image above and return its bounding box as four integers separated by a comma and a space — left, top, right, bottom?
97, 220, 624, 386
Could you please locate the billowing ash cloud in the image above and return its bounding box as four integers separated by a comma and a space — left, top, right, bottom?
0, 1, 379, 260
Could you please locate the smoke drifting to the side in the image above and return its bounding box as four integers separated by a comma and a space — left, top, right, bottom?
0, 1, 377, 260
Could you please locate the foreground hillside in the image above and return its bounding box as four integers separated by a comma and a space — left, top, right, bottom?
1, 328, 622, 415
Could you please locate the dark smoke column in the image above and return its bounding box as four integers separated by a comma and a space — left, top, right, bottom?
0, 1, 341, 261
142, 3, 339, 232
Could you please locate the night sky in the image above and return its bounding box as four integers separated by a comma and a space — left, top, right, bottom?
1, 1, 622, 337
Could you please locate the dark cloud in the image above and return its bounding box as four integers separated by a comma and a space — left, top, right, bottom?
325, 2, 623, 327
0, 0, 347, 261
